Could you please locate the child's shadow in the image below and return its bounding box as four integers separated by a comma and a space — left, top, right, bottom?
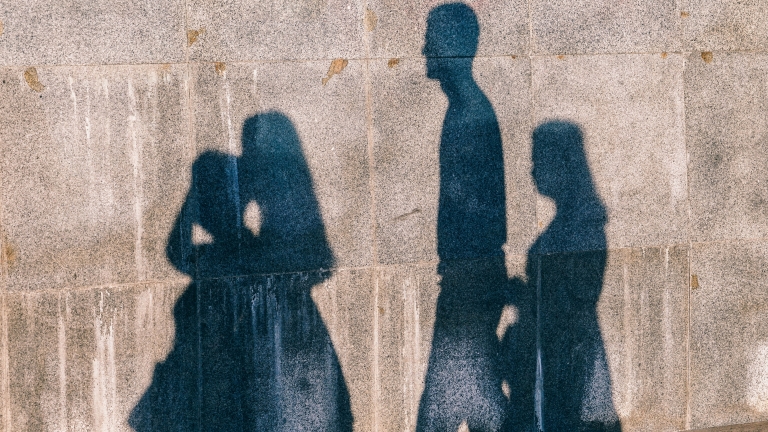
502, 121, 620, 431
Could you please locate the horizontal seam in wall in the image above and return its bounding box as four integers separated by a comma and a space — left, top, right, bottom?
1, 49, 767, 69
7, 236, 768, 294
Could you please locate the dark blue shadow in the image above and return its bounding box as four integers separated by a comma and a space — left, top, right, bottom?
128, 112, 352, 431
523, 121, 621, 431
417, 4, 510, 432
416, 3, 622, 431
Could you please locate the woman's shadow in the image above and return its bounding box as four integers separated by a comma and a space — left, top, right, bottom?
129, 112, 352, 431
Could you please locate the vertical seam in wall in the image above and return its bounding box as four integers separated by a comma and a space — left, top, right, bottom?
0, 210, 8, 431
527, 0, 534, 57
361, 2, 380, 431
528, 0, 540, 426
678, 0, 693, 421
362, 4, 379, 268
183, 0, 191, 65
0, 291, 7, 431
678, 0, 686, 54
534, 255, 543, 431
681, 49, 692, 430
527, 0, 537, 245
527, 0, 536, 236
0, 95, 10, 431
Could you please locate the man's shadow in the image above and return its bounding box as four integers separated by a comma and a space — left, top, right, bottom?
417, 4, 510, 432
128, 112, 352, 431
416, 3, 621, 431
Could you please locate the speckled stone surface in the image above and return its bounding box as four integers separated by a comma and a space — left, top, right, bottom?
597, 246, 689, 432
531, 0, 680, 54
188, 59, 372, 269
0, 0, 186, 65
690, 241, 768, 430
6, 282, 185, 431
365, 0, 529, 59
186, 0, 365, 62
0, 65, 192, 291
370, 55, 535, 265
0, 1, 767, 431
532, 53, 688, 252
682, 0, 768, 51
685, 52, 768, 243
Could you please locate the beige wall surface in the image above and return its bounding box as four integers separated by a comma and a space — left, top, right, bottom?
1, 1, 767, 431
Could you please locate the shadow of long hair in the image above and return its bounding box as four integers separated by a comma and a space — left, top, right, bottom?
129, 111, 352, 431
520, 120, 620, 431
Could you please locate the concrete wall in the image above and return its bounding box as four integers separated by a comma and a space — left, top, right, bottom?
1, 0, 767, 431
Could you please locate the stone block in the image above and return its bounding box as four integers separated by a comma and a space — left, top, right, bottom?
0, 65, 193, 291
0, 293, 7, 430
682, 0, 768, 51
0, 0, 185, 65
597, 246, 689, 432
685, 421, 768, 432
311, 269, 375, 432
188, 60, 371, 272
186, 0, 365, 62
689, 241, 768, 429
531, 0, 680, 54
375, 263, 440, 432
365, 0, 528, 59
532, 54, 687, 253
371, 56, 535, 265
6, 282, 183, 431
685, 52, 768, 243
376, 247, 688, 431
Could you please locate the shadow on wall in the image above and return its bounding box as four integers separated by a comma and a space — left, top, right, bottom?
128, 112, 353, 431
416, 3, 622, 431
417, 3, 511, 432
526, 121, 621, 432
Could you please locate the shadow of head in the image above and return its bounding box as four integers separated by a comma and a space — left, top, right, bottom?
531, 121, 595, 203
423, 3, 479, 80
238, 111, 334, 273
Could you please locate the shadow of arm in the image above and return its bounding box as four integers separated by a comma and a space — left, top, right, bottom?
165, 190, 195, 274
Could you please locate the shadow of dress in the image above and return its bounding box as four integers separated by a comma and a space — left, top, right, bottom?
502, 121, 620, 431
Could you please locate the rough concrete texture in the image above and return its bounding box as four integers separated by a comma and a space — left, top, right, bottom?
690, 241, 768, 430
7, 282, 184, 431
682, 0, 768, 52
0, 0, 186, 65
532, 53, 688, 252
0, 65, 193, 291
366, 0, 529, 58
685, 421, 768, 432
685, 52, 768, 243
189, 60, 372, 269
0, 0, 767, 431
531, 0, 680, 54
186, 0, 365, 61
372, 56, 535, 265
598, 246, 689, 432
